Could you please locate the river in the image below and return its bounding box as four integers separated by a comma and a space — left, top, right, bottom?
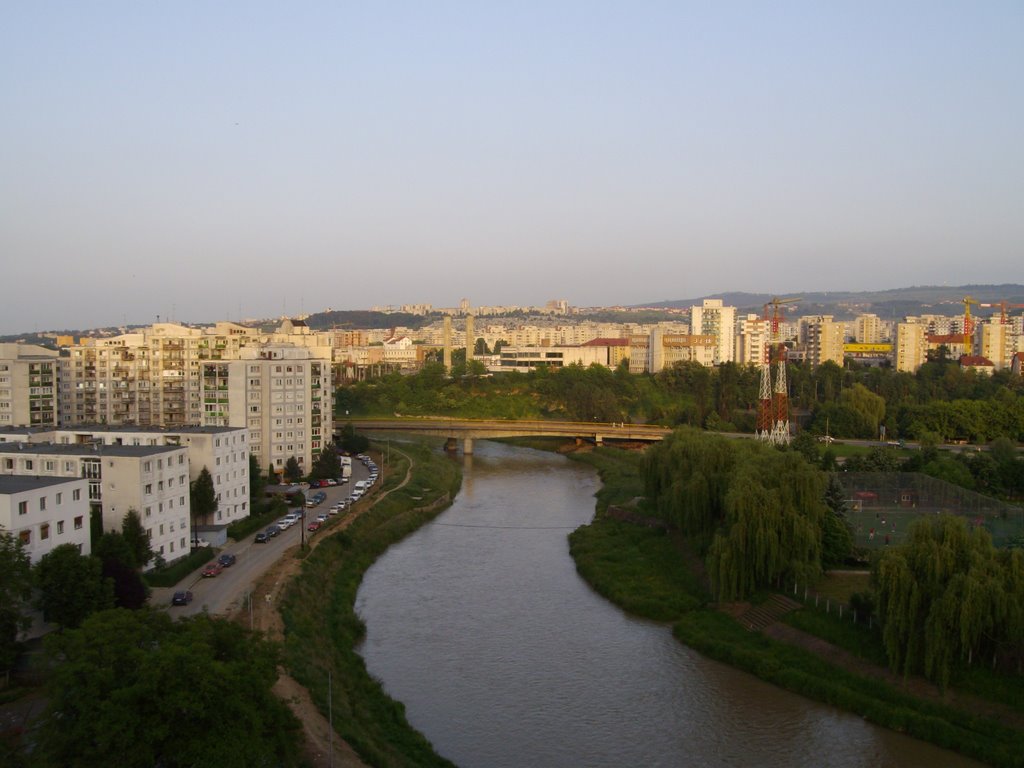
355, 441, 983, 768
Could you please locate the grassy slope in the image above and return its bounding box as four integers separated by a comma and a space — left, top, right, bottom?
279, 440, 461, 768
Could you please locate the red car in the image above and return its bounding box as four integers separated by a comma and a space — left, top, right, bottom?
201, 561, 223, 577
307, 520, 321, 533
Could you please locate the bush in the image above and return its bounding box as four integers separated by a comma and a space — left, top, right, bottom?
143, 548, 212, 589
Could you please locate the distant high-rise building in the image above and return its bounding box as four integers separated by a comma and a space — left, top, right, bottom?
895, 322, 928, 372
801, 316, 845, 367
0, 343, 60, 428
690, 299, 736, 364
854, 314, 883, 344
735, 314, 770, 366
199, 345, 332, 477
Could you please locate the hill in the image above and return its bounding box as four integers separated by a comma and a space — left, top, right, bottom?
645, 284, 1024, 320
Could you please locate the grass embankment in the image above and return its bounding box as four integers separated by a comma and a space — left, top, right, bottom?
567, 446, 1024, 768
278, 439, 461, 768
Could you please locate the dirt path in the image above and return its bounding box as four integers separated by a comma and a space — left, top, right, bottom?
236, 449, 414, 768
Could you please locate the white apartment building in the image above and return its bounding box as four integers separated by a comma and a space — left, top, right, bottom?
690, 299, 736, 364
495, 344, 616, 372
735, 314, 771, 366
31, 426, 250, 527
0, 475, 91, 563
0, 344, 60, 428
201, 345, 332, 478
0, 442, 191, 565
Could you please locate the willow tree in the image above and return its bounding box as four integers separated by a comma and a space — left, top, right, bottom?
706, 448, 825, 600
874, 515, 1007, 686
644, 428, 737, 545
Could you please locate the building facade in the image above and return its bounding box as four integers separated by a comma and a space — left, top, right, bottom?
0, 344, 60, 428
690, 299, 736, 364
0, 442, 191, 565
201, 345, 332, 477
0, 475, 91, 563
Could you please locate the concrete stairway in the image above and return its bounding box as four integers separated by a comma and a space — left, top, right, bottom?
739, 594, 802, 632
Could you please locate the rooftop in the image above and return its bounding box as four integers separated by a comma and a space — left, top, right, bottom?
0, 442, 184, 458
0, 475, 86, 494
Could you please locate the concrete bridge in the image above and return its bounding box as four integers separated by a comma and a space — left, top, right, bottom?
336, 417, 672, 454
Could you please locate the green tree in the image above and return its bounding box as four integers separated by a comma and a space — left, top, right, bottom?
34, 544, 112, 630
0, 531, 32, 671
38, 608, 302, 768
339, 422, 370, 453
821, 474, 854, 568
873, 516, 1009, 687
250, 454, 267, 501
284, 456, 303, 483
267, 460, 278, 484
308, 441, 341, 481
93, 531, 148, 610
121, 509, 153, 569
190, 466, 218, 533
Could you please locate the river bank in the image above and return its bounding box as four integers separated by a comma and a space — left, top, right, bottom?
565, 445, 1024, 768
275, 439, 461, 768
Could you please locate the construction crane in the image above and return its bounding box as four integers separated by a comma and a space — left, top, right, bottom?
757, 297, 801, 445
960, 296, 980, 356
980, 300, 1024, 325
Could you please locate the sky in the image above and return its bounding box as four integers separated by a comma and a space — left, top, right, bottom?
2, 2, 1022, 333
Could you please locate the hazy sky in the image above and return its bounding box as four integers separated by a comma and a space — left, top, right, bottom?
2, 2, 1022, 333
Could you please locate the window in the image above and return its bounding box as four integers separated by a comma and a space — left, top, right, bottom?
145, 484, 152, 494
39, 496, 46, 511
25, 460, 33, 471
19, 531, 30, 546
143, 461, 152, 472
145, 507, 152, 518
40, 524, 49, 540
57, 520, 64, 535
18, 501, 28, 515
74, 516, 83, 529
56, 492, 63, 505
73, 488, 81, 501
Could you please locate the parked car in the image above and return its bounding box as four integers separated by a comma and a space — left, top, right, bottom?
307, 521, 321, 533
218, 553, 237, 568
191, 537, 210, 548
171, 590, 193, 606
265, 524, 281, 538
201, 561, 223, 577
325, 478, 337, 486
316, 513, 329, 522
255, 531, 269, 543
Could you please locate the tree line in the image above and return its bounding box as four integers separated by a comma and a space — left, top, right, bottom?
643, 428, 853, 601
335, 355, 1024, 443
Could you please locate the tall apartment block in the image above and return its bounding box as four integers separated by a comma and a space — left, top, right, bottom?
690, 299, 736, 364
735, 314, 771, 366
854, 313, 884, 344
894, 322, 928, 372
200, 345, 332, 477
0, 344, 60, 428
801, 316, 846, 367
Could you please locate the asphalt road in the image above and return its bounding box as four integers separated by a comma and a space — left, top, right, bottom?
155, 456, 377, 618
